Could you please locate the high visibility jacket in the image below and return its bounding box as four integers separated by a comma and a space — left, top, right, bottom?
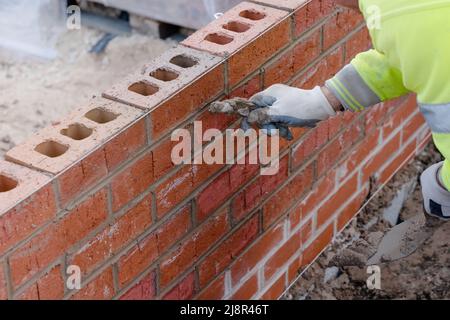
325, 0, 450, 190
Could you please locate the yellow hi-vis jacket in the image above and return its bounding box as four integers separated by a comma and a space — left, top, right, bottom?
325, 0, 450, 190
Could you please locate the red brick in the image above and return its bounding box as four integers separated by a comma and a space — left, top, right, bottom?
196, 171, 231, 222
300, 170, 336, 216
229, 72, 262, 99
5, 99, 143, 175
403, 112, 426, 139
270, 133, 305, 165
293, 46, 344, 89
103, 46, 222, 112
0, 183, 56, 256
9, 189, 108, 288
70, 196, 152, 276
183, 2, 290, 87
192, 162, 226, 189
416, 129, 432, 152
382, 95, 417, 139
377, 139, 417, 185
232, 178, 262, 222
156, 166, 193, 218
229, 160, 260, 192
264, 231, 300, 281
294, 0, 335, 37
18, 284, 39, 300
299, 218, 313, 245
152, 138, 178, 181
287, 254, 303, 284
231, 220, 283, 285
263, 163, 314, 228
382, 110, 406, 140
160, 209, 229, 288
289, 206, 302, 232
57, 120, 148, 207
345, 26, 371, 63
111, 152, 154, 212
302, 223, 333, 266
317, 119, 363, 176
244, 180, 263, 210
119, 271, 156, 300
264, 49, 295, 88
197, 274, 226, 300
58, 147, 108, 207
115, 206, 192, 289
163, 272, 196, 300
317, 173, 358, 227
340, 129, 380, 180
316, 119, 330, 145
104, 118, 147, 171
323, 9, 364, 51
0, 263, 7, 300
260, 155, 289, 196
71, 267, 115, 300
228, 18, 291, 87
291, 130, 321, 169
362, 133, 401, 183
117, 233, 159, 288
230, 274, 258, 300
232, 191, 247, 222
18, 265, 64, 300
194, 210, 231, 257
150, 64, 224, 140
364, 102, 391, 134
337, 186, 369, 231
195, 109, 238, 140
251, 0, 309, 12
327, 113, 344, 138
292, 29, 321, 72
260, 273, 285, 300
184, 3, 289, 53
198, 214, 259, 287
156, 204, 192, 254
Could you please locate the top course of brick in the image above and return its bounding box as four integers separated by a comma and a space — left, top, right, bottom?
182, 2, 289, 57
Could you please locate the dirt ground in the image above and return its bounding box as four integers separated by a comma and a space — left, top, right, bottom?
284, 143, 450, 300
0, 28, 173, 156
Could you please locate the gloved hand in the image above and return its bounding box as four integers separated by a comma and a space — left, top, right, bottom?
247, 84, 337, 139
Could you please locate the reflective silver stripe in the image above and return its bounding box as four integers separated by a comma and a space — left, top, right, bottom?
325, 64, 381, 112
419, 103, 450, 133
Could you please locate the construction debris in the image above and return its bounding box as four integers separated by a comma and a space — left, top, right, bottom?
285, 143, 450, 299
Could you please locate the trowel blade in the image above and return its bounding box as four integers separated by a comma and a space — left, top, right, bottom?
367, 213, 432, 265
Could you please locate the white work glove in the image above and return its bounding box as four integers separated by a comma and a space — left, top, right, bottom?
246, 84, 336, 139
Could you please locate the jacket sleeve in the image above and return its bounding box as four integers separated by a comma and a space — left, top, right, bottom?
325, 49, 410, 112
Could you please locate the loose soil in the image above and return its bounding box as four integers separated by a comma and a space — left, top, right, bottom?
284, 143, 450, 300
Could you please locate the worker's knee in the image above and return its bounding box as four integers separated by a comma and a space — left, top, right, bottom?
420, 162, 450, 220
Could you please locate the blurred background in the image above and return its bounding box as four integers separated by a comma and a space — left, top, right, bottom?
0, 0, 242, 155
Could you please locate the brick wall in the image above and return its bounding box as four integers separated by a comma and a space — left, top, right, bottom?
0, 0, 430, 300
